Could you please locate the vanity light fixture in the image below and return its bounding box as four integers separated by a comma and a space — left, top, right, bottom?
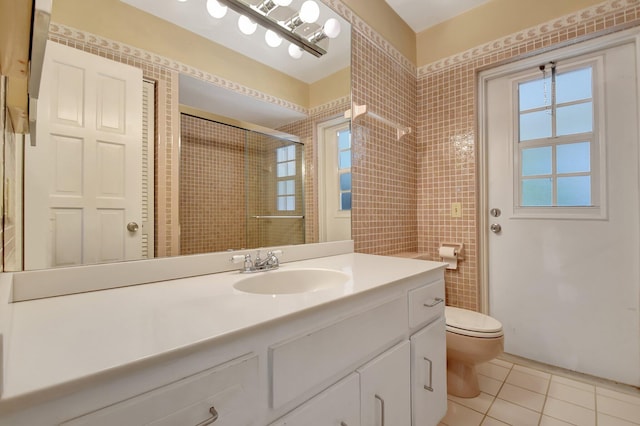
211, 0, 340, 58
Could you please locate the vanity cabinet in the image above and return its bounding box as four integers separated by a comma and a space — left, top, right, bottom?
411, 317, 447, 425
358, 341, 411, 426
269, 373, 361, 426
61, 354, 259, 426
0, 255, 447, 426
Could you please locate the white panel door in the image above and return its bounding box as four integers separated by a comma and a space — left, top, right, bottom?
357, 341, 411, 426
26, 41, 143, 269
485, 41, 640, 385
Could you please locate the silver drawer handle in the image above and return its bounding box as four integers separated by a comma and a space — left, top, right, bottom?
375, 394, 385, 426
195, 406, 219, 426
424, 297, 444, 308
423, 357, 434, 392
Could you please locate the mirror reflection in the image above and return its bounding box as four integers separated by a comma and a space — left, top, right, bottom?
16, 0, 351, 271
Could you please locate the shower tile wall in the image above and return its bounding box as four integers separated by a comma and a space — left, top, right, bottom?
350, 30, 418, 255
179, 115, 246, 254
417, 0, 640, 310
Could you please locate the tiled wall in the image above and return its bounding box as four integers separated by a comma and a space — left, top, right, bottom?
350, 30, 418, 255
417, 0, 640, 310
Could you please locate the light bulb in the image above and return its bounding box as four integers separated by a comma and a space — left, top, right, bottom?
265, 30, 283, 47
273, 0, 292, 5
177, 0, 188, 2
323, 18, 341, 38
238, 15, 257, 35
206, 0, 227, 18
299, 0, 319, 23
288, 43, 303, 59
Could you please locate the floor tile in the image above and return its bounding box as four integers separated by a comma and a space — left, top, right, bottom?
547, 381, 595, 409
539, 415, 574, 426
448, 392, 495, 414
440, 400, 484, 426
597, 387, 640, 406
487, 398, 541, 426
481, 417, 510, 426
491, 358, 514, 369
478, 374, 504, 396
477, 362, 511, 382
497, 382, 546, 412
597, 412, 640, 426
512, 364, 552, 380
597, 394, 640, 423
505, 369, 550, 394
543, 397, 596, 426
551, 374, 595, 392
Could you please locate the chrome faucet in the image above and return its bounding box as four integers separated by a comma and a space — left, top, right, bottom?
231, 250, 282, 273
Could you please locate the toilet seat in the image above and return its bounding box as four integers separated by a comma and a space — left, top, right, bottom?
445, 306, 504, 338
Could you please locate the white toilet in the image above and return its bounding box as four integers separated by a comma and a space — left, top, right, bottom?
445, 306, 504, 398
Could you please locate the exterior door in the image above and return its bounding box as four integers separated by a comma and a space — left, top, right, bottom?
319, 119, 351, 241
484, 38, 640, 385
25, 41, 143, 269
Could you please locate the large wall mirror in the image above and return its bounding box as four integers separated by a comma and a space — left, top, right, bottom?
10, 0, 351, 271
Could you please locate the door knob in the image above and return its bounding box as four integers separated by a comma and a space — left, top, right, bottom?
127, 222, 139, 232
490, 223, 502, 233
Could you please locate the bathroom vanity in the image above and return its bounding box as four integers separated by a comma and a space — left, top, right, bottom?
0, 246, 447, 425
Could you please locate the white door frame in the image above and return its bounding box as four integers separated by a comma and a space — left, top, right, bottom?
477, 27, 640, 314
317, 115, 351, 242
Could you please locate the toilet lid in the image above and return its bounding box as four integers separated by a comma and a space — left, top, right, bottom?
445, 306, 503, 338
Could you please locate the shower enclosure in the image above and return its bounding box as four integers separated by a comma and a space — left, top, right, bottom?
179, 114, 305, 255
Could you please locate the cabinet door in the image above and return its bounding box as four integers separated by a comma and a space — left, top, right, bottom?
357, 341, 411, 426
62, 354, 258, 426
411, 317, 447, 426
270, 373, 360, 426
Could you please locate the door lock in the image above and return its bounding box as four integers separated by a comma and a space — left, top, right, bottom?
490, 223, 502, 233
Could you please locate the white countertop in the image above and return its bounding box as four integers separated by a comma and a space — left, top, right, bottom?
0, 253, 445, 410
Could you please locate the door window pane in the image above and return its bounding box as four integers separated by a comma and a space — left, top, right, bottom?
339, 151, 351, 169
522, 178, 552, 206
519, 77, 551, 110
520, 110, 552, 141
557, 102, 593, 136
340, 192, 352, 210
338, 130, 351, 150
340, 172, 351, 191
557, 142, 590, 173
522, 146, 552, 176
558, 176, 591, 206
556, 67, 592, 103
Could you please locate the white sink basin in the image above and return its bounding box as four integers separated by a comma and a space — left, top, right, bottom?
233, 268, 350, 295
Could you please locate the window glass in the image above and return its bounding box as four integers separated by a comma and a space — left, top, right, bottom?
558, 176, 591, 206
339, 151, 351, 169
522, 146, 552, 176
338, 130, 351, 150
556, 67, 592, 103
520, 110, 552, 141
556, 102, 593, 136
557, 142, 590, 173
522, 179, 553, 206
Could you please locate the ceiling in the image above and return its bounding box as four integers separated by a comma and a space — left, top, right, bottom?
385, 0, 491, 33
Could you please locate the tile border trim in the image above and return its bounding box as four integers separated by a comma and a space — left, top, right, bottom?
417, 0, 638, 76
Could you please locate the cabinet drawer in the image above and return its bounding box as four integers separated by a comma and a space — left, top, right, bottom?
62, 354, 259, 426
269, 373, 360, 426
270, 297, 406, 409
408, 279, 445, 329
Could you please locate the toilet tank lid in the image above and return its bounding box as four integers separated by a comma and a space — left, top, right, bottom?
445, 306, 503, 333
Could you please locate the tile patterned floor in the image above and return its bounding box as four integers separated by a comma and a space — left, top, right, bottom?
439, 358, 640, 426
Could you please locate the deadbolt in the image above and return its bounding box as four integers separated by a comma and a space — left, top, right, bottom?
490, 208, 501, 217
